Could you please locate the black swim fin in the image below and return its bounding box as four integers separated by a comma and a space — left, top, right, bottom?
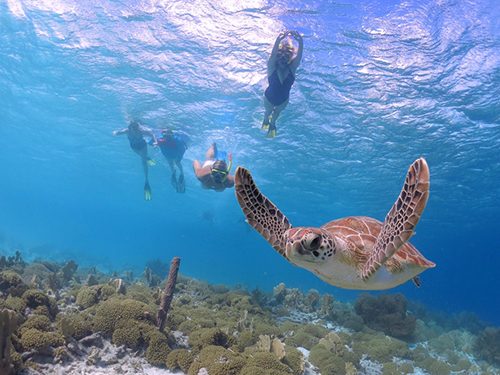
171, 171, 178, 190
143, 182, 152, 201
177, 173, 185, 194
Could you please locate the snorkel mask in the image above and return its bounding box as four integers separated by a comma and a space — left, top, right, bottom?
128, 120, 141, 130
162, 129, 174, 138
278, 39, 294, 64
211, 154, 232, 183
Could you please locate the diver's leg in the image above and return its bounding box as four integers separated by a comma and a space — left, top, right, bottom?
134, 147, 152, 200
263, 96, 275, 127
175, 159, 184, 176
206, 144, 216, 160
167, 159, 176, 174
134, 147, 149, 182
168, 158, 178, 190
175, 159, 185, 193
269, 99, 289, 127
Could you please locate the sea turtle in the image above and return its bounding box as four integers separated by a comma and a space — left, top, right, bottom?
234, 158, 435, 290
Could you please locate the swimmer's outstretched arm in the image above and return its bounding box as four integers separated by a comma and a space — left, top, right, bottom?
113, 128, 128, 136
289, 30, 303, 71
268, 30, 290, 72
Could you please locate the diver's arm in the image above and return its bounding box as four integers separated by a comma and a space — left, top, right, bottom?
193, 160, 212, 184
113, 128, 128, 136
142, 129, 158, 146
225, 174, 235, 188
268, 31, 289, 75
192, 160, 204, 178
290, 31, 303, 72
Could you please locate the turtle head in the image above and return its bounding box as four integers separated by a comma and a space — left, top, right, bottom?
284, 227, 335, 267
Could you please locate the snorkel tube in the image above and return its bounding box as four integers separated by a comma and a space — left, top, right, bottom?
227, 154, 232, 173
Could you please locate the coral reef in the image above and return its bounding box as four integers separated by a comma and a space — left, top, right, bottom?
473, 327, 500, 366
0, 309, 18, 375
354, 293, 416, 339
0, 253, 498, 375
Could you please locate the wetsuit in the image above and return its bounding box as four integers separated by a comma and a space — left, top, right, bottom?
264, 66, 295, 106
158, 136, 187, 161
127, 134, 147, 150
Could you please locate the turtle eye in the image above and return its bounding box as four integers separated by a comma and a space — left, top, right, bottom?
304, 233, 321, 251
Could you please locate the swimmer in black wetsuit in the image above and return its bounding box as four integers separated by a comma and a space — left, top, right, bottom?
263, 30, 303, 138
113, 120, 157, 200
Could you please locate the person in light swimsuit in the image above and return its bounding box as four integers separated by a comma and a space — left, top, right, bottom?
262, 30, 304, 138
193, 143, 234, 192
113, 120, 157, 200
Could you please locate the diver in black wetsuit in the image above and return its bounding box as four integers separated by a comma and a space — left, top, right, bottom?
262, 30, 303, 138
113, 120, 157, 200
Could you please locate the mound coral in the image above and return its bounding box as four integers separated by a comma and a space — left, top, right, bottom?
309, 343, 346, 375
92, 298, 156, 336
20, 315, 51, 332
76, 286, 98, 309
145, 330, 171, 365
187, 345, 247, 375
188, 327, 237, 355
21, 328, 64, 353
473, 327, 500, 366
282, 346, 306, 375
245, 351, 292, 373
166, 349, 194, 373
0, 271, 24, 291
112, 320, 143, 349
351, 332, 411, 363
354, 293, 416, 339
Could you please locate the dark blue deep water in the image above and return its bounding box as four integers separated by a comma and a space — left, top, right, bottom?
1, 0, 499, 327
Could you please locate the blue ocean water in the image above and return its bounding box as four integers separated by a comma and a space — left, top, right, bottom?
1, 0, 499, 328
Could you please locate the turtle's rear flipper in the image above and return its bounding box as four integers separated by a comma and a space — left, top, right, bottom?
234, 166, 292, 257
412, 276, 421, 287
362, 158, 430, 280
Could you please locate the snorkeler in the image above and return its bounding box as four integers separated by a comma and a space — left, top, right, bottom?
262, 30, 304, 138
113, 120, 157, 201
193, 143, 234, 192
154, 129, 188, 194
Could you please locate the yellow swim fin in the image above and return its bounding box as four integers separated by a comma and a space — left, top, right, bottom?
143, 182, 152, 201
262, 115, 272, 130
266, 124, 276, 138
146, 157, 156, 166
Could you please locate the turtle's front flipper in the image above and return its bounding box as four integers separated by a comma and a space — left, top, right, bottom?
362, 158, 430, 280
235, 166, 292, 258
